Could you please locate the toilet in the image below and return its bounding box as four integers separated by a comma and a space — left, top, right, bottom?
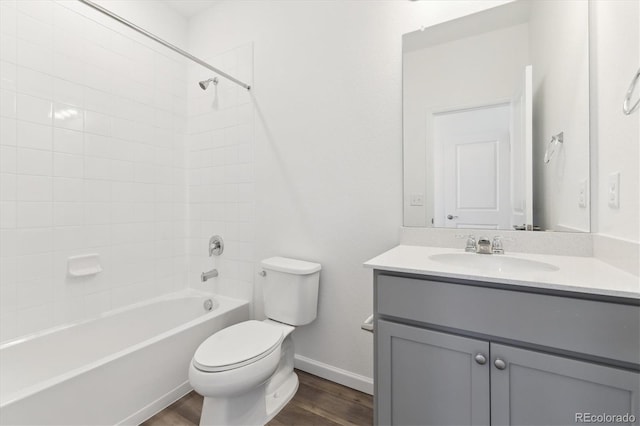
189, 257, 321, 426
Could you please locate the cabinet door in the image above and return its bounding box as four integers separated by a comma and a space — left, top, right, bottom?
491, 343, 640, 426
377, 320, 490, 426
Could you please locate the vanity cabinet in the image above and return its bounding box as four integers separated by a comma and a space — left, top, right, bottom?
377, 320, 490, 425
374, 272, 640, 426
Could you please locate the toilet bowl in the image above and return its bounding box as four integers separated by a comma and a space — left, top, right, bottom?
189, 257, 321, 426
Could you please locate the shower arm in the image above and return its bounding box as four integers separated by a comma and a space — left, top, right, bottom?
77, 0, 251, 91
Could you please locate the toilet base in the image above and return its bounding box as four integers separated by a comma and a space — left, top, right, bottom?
265, 372, 299, 423
199, 372, 299, 426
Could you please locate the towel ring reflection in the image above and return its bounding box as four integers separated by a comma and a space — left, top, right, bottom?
623, 68, 640, 115
544, 132, 563, 164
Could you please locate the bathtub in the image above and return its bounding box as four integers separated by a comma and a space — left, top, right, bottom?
0, 290, 249, 425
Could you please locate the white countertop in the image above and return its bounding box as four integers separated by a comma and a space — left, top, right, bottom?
364, 245, 640, 299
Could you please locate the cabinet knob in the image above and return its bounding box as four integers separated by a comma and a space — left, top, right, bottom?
494, 358, 507, 370
474, 353, 487, 365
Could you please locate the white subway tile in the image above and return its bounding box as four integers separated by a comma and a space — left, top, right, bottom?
0, 61, 17, 91
52, 28, 85, 60
84, 156, 110, 180
0, 4, 17, 37
16, 38, 52, 74
84, 202, 110, 224
16, 11, 53, 51
16, 0, 54, 25
0, 117, 17, 146
52, 102, 83, 131
0, 34, 17, 64
16, 201, 52, 227
16, 147, 52, 175
110, 160, 134, 182
52, 52, 84, 82
83, 87, 114, 114
16, 175, 51, 201
84, 110, 110, 136
53, 177, 83, 202
0, 280, 17, 313
53, 78, 84, 108
16, 120, 52, 150
0, 255, 17, 286
83, 62, 113, 93
0, 173, 16, 201
53, 128, 83, 154
0, 146, 16, 173
15, 304, 53, 339
16, 93, 51, 125
53, 202, 82, 226
16, 66, 53, 100
54, 226, 84, 251
84, 134, 112, 158
85, 224, 110, 247
15, 228, 53, 256
16, 277, 52, 309
53, 153, 83, 178
0, 89, 17, 118
0, 229, 17, 257
52, 296, 86, 327
84, 290, 111, 313
83, 180, 111, 202
0, 201, 16, 228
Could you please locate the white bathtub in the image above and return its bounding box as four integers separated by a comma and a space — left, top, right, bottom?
0, 290, 249, 425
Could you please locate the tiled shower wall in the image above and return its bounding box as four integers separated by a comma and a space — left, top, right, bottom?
0, 0, 189, 341
185, 44, 255, 307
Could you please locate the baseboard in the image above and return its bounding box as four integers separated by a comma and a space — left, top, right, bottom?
118, 381, 193, 426
294, 354, 374, 395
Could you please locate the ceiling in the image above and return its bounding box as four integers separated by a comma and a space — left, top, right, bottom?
162, 0, 218, 18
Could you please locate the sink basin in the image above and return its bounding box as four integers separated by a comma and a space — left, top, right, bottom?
428, 253, 559, 274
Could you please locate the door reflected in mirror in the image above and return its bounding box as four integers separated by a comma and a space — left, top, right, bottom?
403, 0, 590, 232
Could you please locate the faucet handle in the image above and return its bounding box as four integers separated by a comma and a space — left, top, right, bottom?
492, 236, 505, 254
464, 235, 477, 252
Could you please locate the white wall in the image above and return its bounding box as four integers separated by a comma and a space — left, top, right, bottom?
0, 0, 188, 342
530, 0, 590, 232
187, 0, 510, 391
592, 0, 640, 243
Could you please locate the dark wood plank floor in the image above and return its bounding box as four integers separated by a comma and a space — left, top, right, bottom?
141, 370, 373, 426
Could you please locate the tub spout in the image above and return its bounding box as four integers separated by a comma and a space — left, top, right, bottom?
201, 269, 219, 282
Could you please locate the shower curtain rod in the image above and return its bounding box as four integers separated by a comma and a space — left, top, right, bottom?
77, 0, 251, 91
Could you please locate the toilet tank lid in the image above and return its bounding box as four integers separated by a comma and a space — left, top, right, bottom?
261, 257, 321, 275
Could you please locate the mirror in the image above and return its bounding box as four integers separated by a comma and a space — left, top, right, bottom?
403, 1, 590, 232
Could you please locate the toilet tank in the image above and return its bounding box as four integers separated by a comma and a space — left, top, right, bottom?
261, 257, 321, 326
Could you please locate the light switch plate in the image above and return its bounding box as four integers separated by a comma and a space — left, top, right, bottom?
578, 179, 587, 208
410, 194, 424, 206
608, 172, 620, 209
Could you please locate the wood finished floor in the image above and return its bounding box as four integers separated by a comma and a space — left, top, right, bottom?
141, 370, 373, 426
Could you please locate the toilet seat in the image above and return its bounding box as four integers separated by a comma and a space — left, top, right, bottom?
193, 320, 284, 373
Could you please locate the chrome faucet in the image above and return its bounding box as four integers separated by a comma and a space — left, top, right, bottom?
201, 268, 218, 282
477, 236, 492, 254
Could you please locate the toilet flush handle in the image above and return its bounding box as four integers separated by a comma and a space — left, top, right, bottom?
259, 270, 266, 277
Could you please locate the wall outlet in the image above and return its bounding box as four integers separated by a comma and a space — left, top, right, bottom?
410, 194, 424, 206
607, 172, 620, 209
578, 179, 588, 208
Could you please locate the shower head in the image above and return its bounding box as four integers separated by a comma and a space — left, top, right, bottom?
199, 77, 218, 90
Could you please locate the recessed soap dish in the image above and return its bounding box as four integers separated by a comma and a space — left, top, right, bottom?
68, 254, 102, 277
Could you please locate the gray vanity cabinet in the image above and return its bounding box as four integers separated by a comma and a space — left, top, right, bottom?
490, 343, 640, 426
374, 272, 640, 426
377, 320, 490, 426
